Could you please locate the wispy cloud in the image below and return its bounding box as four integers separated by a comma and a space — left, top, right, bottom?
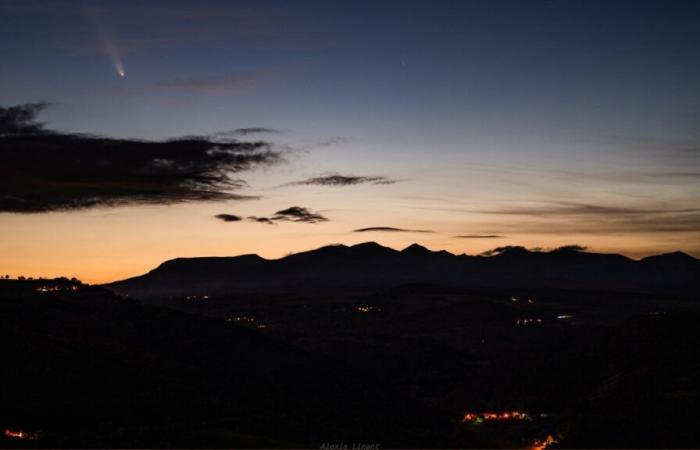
153, 72, 273, 95
271, 206, 328, 223
596, 134, 700, 162
106, 71, 279, 97
240, 207, 328, 225
275, 137, 351, 155
353, 227, 433, 233
470, 201, 700, 235
475, 202, 700, 218
248, 216, 276, 225
454, 235, 505, 239
288, 173, 397, 187
231, 128, 281, 136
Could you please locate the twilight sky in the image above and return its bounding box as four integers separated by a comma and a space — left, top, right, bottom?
1, 0, 700, 283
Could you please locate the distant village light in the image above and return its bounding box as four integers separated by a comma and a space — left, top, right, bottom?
3, 429, 42, 441
462, 410, 532, 423
556, 314, 573, 320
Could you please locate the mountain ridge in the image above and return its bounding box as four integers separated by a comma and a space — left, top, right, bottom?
103, 242, 700, 298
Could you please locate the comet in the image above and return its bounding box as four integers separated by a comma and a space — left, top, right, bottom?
85, 4, 126, 78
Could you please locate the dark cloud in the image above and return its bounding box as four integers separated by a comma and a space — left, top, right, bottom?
480, 246, 528, 256
214, 214, 243, 222
290, 173, 396, 187
480, 244, 588, 257
353, 227, 433, 233
0, 102, 48, 135
204, 128, 280, 141
241, 207, 328, 225
248, 216, 276, 225
271, 206, 328, 223
0, 103, 280, 213
454, 235, 504, 239
553, 245, 588, 252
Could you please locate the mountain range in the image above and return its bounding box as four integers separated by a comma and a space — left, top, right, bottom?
104, 242, 700, 298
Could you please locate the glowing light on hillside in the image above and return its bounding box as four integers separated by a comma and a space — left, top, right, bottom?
532, 434, 558, 450
462, 410, 531, 424
35, 284, 79, 293
3, 429, 42, 440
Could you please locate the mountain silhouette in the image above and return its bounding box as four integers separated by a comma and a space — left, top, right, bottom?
104, 242, 700, 298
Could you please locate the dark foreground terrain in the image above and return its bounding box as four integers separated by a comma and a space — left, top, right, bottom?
0, 279, 447, 448
2, 244, 700, 448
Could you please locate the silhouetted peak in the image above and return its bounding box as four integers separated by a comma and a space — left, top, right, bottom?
351, 241, 396, 253
155, 257, 196, 271
402, 243, 431, 255
642, 251, 699, 264
153, 254, 264, 273
308, 244, 350, 255
281, 244, 350, 261
664, 251, 695, 260
318, 243, 349, 251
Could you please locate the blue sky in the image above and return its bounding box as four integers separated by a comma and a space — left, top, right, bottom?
1, 0, 699, 281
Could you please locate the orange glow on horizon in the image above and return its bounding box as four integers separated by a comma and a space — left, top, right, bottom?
1, 199, 698, 284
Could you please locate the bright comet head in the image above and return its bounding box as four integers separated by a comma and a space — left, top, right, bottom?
86, 5, 126, 79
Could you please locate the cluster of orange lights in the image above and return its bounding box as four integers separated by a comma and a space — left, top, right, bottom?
226, 315, 256, 323
3, 428, 42, 441
532, 434, 558, 450
35, 285, 78, 293
462, 411, 531, 423
516, 318, 542, 326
